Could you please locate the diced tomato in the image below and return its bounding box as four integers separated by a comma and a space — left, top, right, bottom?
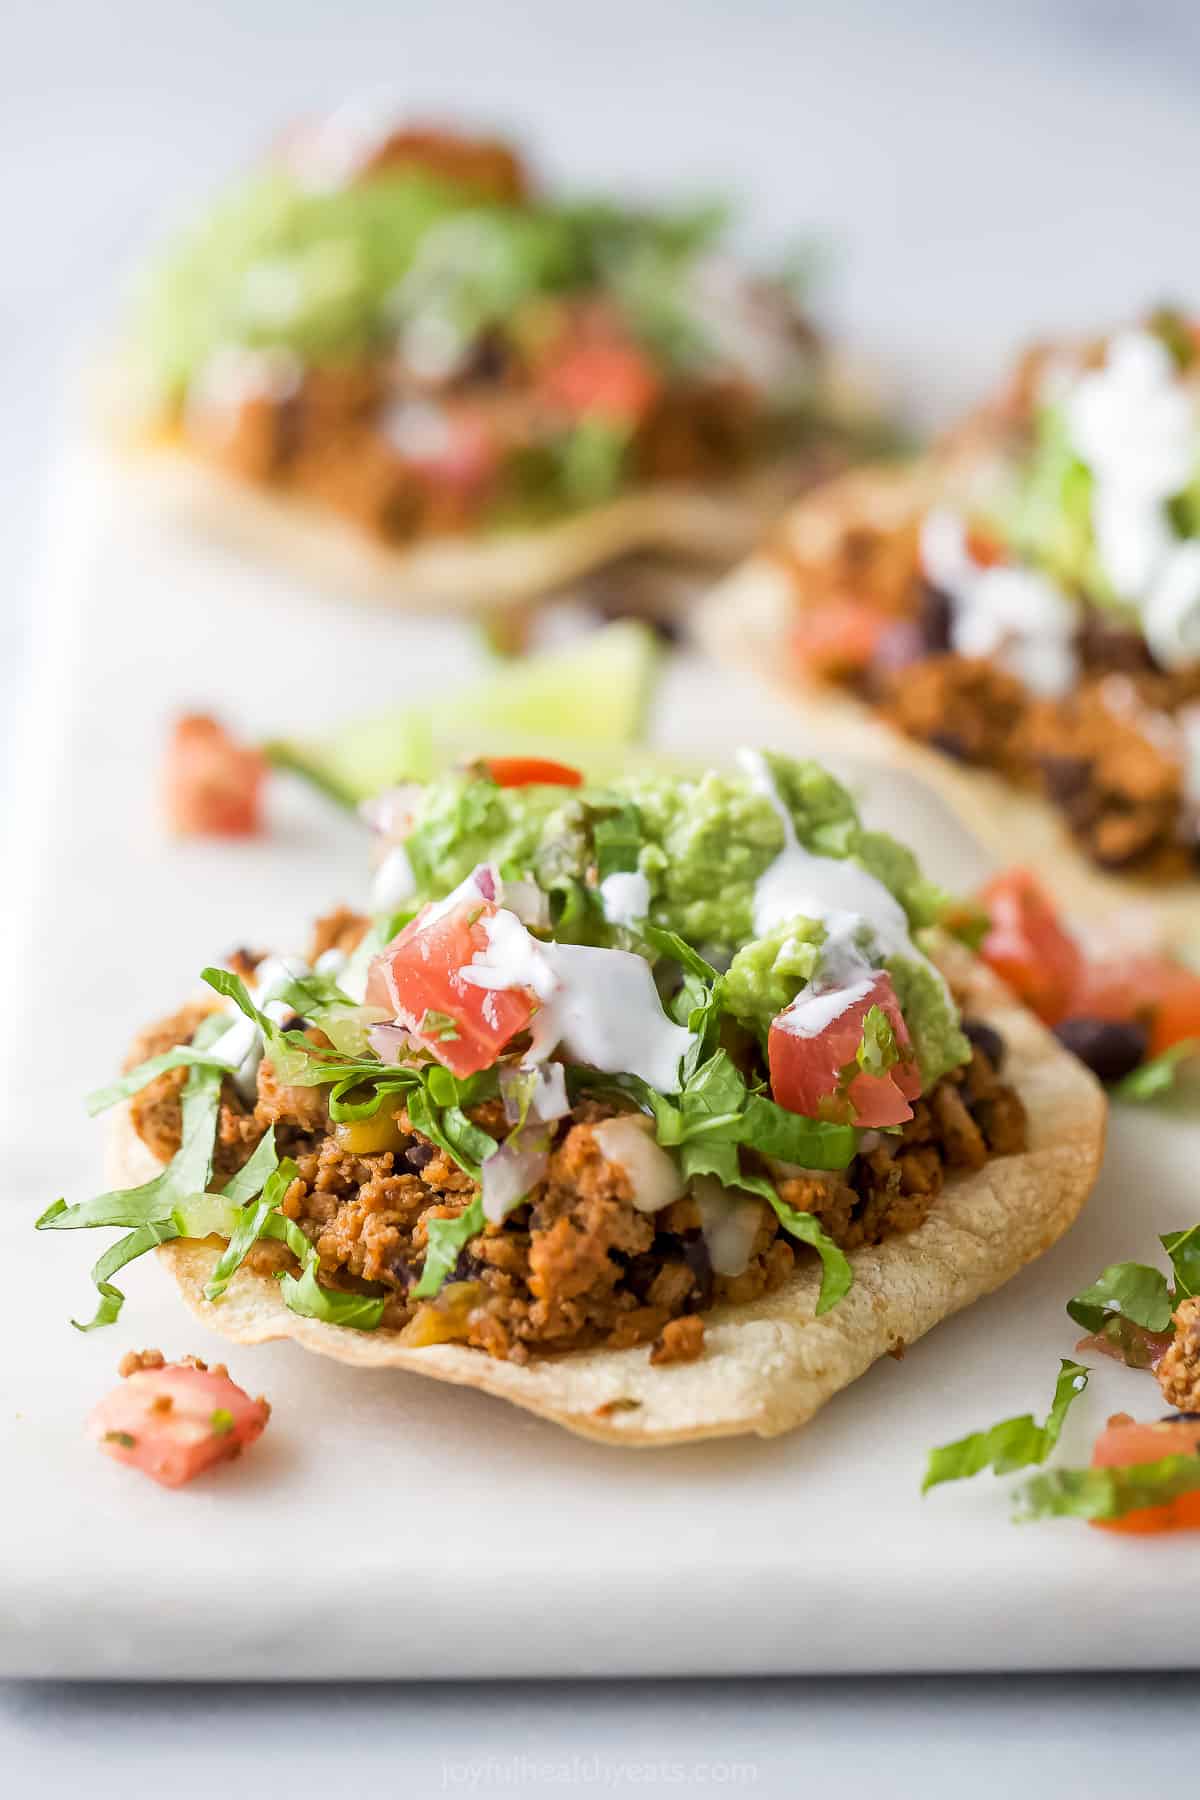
88, 1360, 269, 1489
978, 869, 1084, 1026
791, 600, 890, 678
165, 714, 267, 838
483, 757, 583, 789
965, 522, 1006, 567
539, 340, 662, 426
768, 971, 922, 1129
1089, 1413, 1200, 1535
365, 889, 535, 1078
1066, 955, 1200, 1055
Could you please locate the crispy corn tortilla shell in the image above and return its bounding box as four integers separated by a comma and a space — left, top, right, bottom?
109, 429, 835, 615
106, 949, 1104, 1446
697, 462, 1200, 940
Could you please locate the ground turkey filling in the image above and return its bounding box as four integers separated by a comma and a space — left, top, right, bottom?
126, 913, 1027, 1366
779, 514, 1200, 877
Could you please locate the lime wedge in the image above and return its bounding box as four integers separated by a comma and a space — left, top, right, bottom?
266, 622, 662, 807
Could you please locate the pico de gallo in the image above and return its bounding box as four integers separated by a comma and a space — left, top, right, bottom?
975, 867, 1200, 1095
40, 750, 1030, 1372
122, 107, 860, 548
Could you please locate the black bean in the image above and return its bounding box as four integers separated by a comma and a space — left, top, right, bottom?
918, 581, 954, 653
961, 1017, 1006, 1071
405, 1142, 436, 1170
1053, 1015, 1149, 1084
1038, 754, 1092, 810
683, 1234, 714, 1309
1162, 1412, 1200, 1422
929, 730, 971, 763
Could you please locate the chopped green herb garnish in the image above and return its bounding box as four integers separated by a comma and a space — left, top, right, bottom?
209, 1409, 235, 1437
922, 1360, 1090, 1493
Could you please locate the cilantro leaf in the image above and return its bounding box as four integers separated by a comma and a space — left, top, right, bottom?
922, 1360, 1090, 1493
1114, 1039, 1199, 1103
854, 1004, 901, 1079
1066, 1263, 1175, 1336
1163, 1225, 1200, 1302
1016, 1454, 1200, 1522
412, 1196, 485, 1300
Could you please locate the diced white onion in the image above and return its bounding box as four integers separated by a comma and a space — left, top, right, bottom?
368, 1022, 416, 1064
480, 1138, 549, 1224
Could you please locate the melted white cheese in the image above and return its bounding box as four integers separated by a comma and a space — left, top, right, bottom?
459, 910, 693, 1092
920, 509, 1079, 697
598, 869, 651, 929
693, 1177, 764, 1278
593, 1116, 685, 1213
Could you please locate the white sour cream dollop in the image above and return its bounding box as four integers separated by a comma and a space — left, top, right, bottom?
919, 509, 1079, 698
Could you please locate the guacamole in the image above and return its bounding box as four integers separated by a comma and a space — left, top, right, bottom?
396, 754, 969, 1083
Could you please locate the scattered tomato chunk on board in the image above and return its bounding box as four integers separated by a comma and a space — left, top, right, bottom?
165, 713, 267, 838
1090, 1412, 1200, 1535
88, 1353, 270, 1489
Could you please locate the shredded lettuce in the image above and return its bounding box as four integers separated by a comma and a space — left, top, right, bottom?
38, 1053, 228, 1328
1114, 1039, 1200, 1103
922, 1361, 1090, 1493
204, 1153, 294, 1302
1017, 1454, 1200, 1522
412, 1196, 486, 1301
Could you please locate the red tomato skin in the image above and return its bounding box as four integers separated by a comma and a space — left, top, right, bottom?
540, 341, 661, 426
484, 757, 583, 789
88, 1362, 269, 1489
165, 714, 267, 838
978, 869, 1083, 1026
366, 897, 534, 1078
1066, 955, 1200, 1055
768, 972, 921, 1128
1090, 1414, 1200, 1535
792, 600, 889, 678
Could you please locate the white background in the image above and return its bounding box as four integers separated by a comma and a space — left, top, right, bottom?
4, 1, 1200, 1792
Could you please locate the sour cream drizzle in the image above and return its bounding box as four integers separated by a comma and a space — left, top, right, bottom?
460, 912, 693, 1093
598, 869, 651, 929
919, 510, 1079, 698
1065, 330, 1200, 670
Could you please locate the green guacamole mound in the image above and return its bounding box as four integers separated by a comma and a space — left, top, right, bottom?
400, 754, 969, 1085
